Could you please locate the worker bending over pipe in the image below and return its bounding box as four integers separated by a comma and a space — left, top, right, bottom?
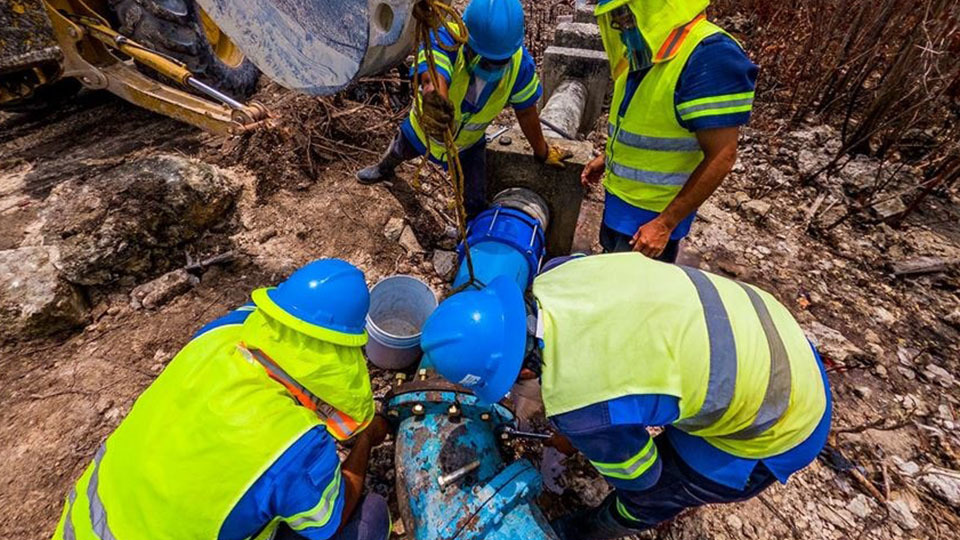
52, 259, 392, 540
421, 253, 832, 540
356, 0, 572, 219
581, 0, 758, 262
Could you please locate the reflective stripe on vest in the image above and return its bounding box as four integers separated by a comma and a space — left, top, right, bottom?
673, 267, 737, 431
674, 268, 793, 438
238, 346, 363, 440
722, 283, 792, 440
62, 487, 77, 540
609, 123, 701, 152
63, 445, 115, 540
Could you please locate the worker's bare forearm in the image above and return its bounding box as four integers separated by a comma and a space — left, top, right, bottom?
339, 436, 374, 526
515, 105, 549, 159
658, 127, 740, 229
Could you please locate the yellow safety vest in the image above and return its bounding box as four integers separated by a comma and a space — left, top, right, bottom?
600, 13, 744, 213
533, 254, 827, 459
52, 309, 370, 540
408, 26, 524, 164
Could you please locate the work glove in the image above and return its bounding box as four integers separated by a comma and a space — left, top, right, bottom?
419, 91, 455, 139
537, 145, 574, 169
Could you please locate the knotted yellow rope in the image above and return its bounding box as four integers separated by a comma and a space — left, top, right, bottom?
411, 0, 482, 291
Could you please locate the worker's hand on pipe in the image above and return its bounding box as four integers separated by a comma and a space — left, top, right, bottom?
631, 218, 673, 258
581, 154, 605, 187
537, 145, 574, 168
358, 414, 391, 447
419, 91, 455, 139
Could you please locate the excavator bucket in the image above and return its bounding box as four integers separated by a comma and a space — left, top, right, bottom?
193, 0, 417, 95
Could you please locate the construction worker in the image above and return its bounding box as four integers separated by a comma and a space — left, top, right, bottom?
581, 0, 758, 263
356, 0, 572, 219
420, 253, 832, 540
52, 259, 391, 540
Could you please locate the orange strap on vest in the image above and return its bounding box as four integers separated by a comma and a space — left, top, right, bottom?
237, 345, 365, 440
655, 13, 707, 62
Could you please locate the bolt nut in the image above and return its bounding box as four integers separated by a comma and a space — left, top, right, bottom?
418, 368, 428, 380
447, 404, 461, 417
500, 432, 510, 441
480, 412, 491, 421
387, 409, 399, 417
395, 372, 407, 382
412, 403, 425, 416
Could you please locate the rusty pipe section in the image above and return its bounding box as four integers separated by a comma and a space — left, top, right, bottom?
386, 374, 559, 540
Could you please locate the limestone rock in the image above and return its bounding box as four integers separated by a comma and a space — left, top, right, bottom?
922, 363, 956, 387
383, 217, 405, 242
0, 246, 88, 341
41, 155, 239, 286
742, 199, 772, 219
130, 269, 199, 310
886, 499, 919, 530
398, 226, 423, 253
806, 321, 866, 364
919, 470, 960, 509
892, 457, 920, 477
872, 196, 907, 221
432, 250, 458, 280
846, 494, 874, 519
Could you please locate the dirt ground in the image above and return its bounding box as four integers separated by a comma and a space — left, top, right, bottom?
2, 6, 960, 540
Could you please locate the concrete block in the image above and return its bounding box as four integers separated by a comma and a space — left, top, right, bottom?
542, 46, 609, 135
484, 127, 592, 256
540, 79, 587, 139
554, 22, 604, 51
574, 2, 597, 23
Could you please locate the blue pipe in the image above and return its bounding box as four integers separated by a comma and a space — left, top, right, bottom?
453, 206, 547, 291
387, 387, 559, 540
390, 188, 556, 539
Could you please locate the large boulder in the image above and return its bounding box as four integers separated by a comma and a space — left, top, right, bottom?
0, 246, 88, 341
41, 155, 239, 286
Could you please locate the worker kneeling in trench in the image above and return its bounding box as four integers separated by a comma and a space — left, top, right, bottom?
52, 259, 392, 540
421, 252, 833, 540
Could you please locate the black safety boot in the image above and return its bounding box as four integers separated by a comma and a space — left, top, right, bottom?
356, 151, 402, 184
550, 495, 652, 540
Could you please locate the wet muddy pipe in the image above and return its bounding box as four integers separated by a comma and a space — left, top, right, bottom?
386, 188, 558, 540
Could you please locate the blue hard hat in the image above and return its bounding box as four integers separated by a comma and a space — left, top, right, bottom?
463, 0, 525, 61
420, 276, 527, 404
251, 258, 370, 347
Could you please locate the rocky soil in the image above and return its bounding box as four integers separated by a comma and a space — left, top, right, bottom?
1, 7, 959, 540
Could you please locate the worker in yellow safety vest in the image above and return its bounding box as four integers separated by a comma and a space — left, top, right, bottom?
421, 253, 832, 540
582, 0, 759, 263
356, 0, 572, 219
51, 259, 392, 540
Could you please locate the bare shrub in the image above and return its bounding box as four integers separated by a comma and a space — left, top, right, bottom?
714, 0, 960, 223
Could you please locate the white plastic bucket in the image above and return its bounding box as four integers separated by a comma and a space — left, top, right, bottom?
365, 275, 437, 370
